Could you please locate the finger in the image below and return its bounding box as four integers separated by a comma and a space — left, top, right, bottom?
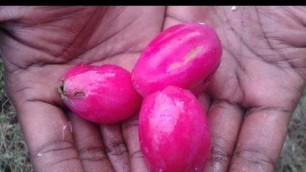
100, 123, 130, 172
17, 101, 83, 172
229, 107, 291, 172
204, 100, 244, 172
197, 92, 211, 114
122, 114, 149, 172
69, 113, 113, 172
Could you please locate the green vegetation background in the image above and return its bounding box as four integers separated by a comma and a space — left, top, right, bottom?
0, 58, 305, 172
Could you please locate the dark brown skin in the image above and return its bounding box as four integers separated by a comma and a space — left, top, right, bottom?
0, 6, 306, 172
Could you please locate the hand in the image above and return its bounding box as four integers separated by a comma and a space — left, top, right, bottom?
0, 6, 162, 172
0, 6, 305, 172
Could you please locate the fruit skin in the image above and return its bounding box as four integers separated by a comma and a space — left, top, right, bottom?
132, 23, 222, 97
139, 86, 211, 172
59, 64, 142, 124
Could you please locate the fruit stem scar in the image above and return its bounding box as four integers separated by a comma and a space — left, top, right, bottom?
58, 80, 67, 99
167, 46, 203, 72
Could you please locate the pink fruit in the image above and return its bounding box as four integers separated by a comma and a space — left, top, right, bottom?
132, 23, 222, 97
59, 64, 142, 124
139, 86, 211, 172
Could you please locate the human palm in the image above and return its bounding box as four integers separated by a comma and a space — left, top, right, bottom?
0, 6, 305, 172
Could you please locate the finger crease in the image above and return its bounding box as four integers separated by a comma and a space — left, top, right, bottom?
210, 146, 231, 163
233, 148, 275, 169
208, 136, 233, 165
50, 157, 80, 167
246, 106, 291, 116
129, 150, 144, 159
105, 142, 128, 156
78, 147, 109, 162
32, 140, 75, 160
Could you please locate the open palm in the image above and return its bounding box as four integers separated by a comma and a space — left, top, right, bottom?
0, 6, 306, 172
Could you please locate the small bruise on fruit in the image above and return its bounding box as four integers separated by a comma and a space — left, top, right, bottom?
58, 80, 73, 104
73, 91, 85, 98
58, 79, 85, 105
167, 46, 203, 72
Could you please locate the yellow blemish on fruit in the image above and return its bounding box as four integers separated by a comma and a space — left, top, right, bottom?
159, 104, 168, 111
167, 46, 203, 72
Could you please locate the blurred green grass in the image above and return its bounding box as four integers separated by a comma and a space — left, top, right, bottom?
276, 93, 306, 172
0, 56, 305, 172
0, 59, 33, 172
